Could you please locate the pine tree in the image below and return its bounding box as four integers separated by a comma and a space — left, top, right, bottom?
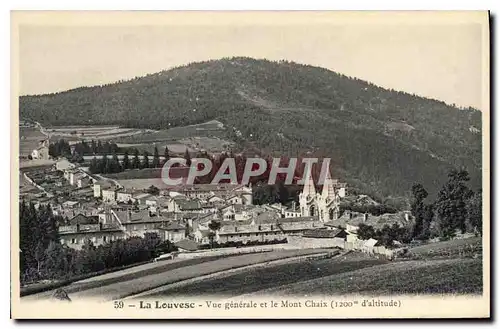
122, 151, 130, 170
142, 151, 150, 169
111, 152, 122, 173
99, 153, 109, 173
164, 145, 170, 164
466, 190, 482, 235
410, 183, 431, 239
89, 156, 98, 174
184, 149, 192, 166
152, 146, 160, 168
131, 148, 140, 169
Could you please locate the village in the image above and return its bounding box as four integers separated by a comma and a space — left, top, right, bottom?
20, 135, 413, 260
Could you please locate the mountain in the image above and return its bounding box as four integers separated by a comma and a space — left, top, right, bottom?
19, 57, 482, 202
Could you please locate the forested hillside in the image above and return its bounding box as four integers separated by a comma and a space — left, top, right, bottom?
19, 57, 482, 200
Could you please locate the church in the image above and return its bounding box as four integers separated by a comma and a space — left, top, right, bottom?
299, 171, 347, 222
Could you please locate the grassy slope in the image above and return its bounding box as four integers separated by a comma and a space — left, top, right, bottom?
142, 253, 388, 298
23, 249, 333, 301
20, 57, 482, 198
142, 238, 484, 297
267, 258, 482, 296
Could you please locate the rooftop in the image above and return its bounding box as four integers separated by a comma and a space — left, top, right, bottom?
174, 239, 199, 251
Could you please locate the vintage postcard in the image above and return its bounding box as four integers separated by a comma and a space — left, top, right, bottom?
10, 11, 490, 319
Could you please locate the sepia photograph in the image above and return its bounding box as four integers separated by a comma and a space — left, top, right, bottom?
10, 10, 490, 319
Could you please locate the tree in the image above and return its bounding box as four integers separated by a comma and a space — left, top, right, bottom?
163, 145, 170, 165
466, 190, 482, 236
111, 152, 122, 173
34, 241, 46, 276
410, 183, 432, 239
252, 184, 279, 205
146, 185, 160, 196
357, 223, 376, 240
122, 151, 130, 170
132, 149, 140, 169
184, 149, 192, 167
208, 220, 221, 249
276, 180, 290, 204
434, 169, 473, 239
152, 146, 160, 168
100, 153, 109, 173
43, 241, 69, 279
142, 151, 150, 169
89, 156, 98, 174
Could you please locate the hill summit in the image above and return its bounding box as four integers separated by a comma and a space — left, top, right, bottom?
19, 57, 482, 201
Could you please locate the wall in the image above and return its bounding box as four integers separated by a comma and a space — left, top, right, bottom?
175, 243, 296, 259
218, 231, 287, 244
287, 235, 345, 249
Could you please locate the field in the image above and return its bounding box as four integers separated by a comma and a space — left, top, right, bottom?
115, 120, 226, 143
44, 125, 148, 141
21, 237, 484, 301
102, 168, 162, 180
142, 252, 387, 298
117, 178, 166, 190
116, 143, 194, 155
23, 249, 333, 302
113, 120, 232, 153
19, 127, 46, 157
404, 237, 482, 259
261, 258, 482, 296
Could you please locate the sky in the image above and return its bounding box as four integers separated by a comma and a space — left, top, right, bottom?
16, 12, 486, 110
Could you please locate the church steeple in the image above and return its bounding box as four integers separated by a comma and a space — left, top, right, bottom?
302, 172, 316, 197
321, 170, 336, 199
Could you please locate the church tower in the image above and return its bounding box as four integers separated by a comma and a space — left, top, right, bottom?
317, 170, 340, 222
299, 173, 318, 217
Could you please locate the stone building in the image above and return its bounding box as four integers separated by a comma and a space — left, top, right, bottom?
298, 171, 346, 222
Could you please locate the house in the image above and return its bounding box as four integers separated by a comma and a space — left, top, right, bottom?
111, 209, 179, 238
159, 221, 186, 242
31, 144, 49, 160
212, 211, 322, 245
362, 238, 379, 254
58, 223, 126, 250
77, 177, 92, 188
302, 228, 347, 239
93, 181, 114, 198
102, 188, 119, 202
68, 214, 99, 225
132, 193, 153, 205
116, 190, 133, 203
193, 228, 211, 244
219, 204, 255, 221
225, 195, 244, 205
68, 171, 87, 186
283, 201, 301, 218
62, 200, 79, 209
174, 239, 199, 252
169, 198, 203, 213
206, 195, 224, 203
